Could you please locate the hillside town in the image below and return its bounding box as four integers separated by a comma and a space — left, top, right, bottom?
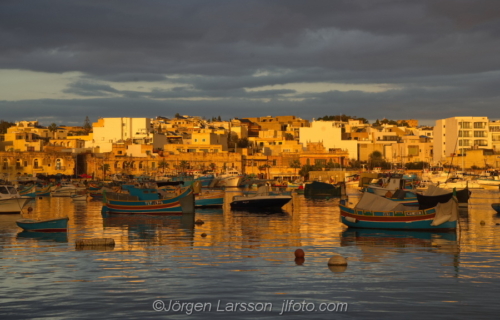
1, 115, 499, 182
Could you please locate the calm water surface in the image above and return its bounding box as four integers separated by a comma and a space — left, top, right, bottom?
1, 187, 500, 319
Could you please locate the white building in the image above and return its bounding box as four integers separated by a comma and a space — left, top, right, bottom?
88, 117, 167, 152
299, 120, 358, 160
433, 116, 491, 163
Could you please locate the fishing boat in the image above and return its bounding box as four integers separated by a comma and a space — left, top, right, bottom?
71, 193, 89, 201
16, 217, 69, 232
216, 169, 243, 187
416, 185, 471, 209
102, 185, 194, 215
339, 192, 458, 231
0, 184, 32, 214
51, 182, 86, 197
18, 184, 37, 198
190, 181, 224, 207
35, 184, 54, 196
492, 203, 500, 214
304, 181, 343, 197
230, 186, 292, 209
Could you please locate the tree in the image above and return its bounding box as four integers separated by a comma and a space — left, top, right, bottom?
48, 123, 58, 138
83, 116, 92, 134
179, 160, 189, 173
0, 120, 15, 134
100, 163, 110, 179
158, 160, 169, 173
284, 133, 294, 140
289, 159, 301, 175
236, 137, 249, 148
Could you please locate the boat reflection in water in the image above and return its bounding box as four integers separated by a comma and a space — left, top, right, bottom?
101, 210, 197, 242
341, 228, 458, 249
340, 228, 460, 269
16, 231, 68, 243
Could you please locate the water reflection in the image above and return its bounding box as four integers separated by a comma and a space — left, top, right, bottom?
16, 231, 68, 243
1, 188, 500, 319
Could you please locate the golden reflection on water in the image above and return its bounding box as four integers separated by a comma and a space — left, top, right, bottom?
2, 187, 500, 267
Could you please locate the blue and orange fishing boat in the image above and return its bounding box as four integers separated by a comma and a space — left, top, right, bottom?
102, 186, 194, 215
339, 192, 458, 231
16, 217, 69, 232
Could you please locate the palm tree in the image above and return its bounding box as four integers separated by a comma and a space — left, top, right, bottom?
179, 160, 189, 174
289, 159, 301, 176
158, 160, 169, 173
48, 123, 58, 139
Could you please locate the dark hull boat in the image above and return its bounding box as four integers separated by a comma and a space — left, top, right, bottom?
416, 185, 471, 209
230, 186, 292, 210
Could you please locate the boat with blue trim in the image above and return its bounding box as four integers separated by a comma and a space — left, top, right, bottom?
339, 192, 458, 231
102, 185, 194, 215
16, 217, 69, 232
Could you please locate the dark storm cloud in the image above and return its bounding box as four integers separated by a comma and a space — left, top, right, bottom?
1, 0, 500, 125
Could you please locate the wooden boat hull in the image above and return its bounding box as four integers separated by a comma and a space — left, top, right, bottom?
16, 217, 69, 232
102, 187, 193, 215
339, 205, 457, 231
195, 192, 224, 207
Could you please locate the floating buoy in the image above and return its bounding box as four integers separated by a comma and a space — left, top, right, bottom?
480, 220, 486, 225
201, 233, 207, 237
327, 254, 347, 266
295, 257, 305, 265
294, 248, 305, 259
75, 238, 115, 248
27, 207, 33, 212
195, 219, 205, 225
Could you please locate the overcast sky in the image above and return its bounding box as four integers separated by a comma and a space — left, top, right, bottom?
1, 0, 500, 127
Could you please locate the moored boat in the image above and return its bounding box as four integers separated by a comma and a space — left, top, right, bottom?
0, 184, 32, 214
492, 203, 500, 214
304, 181, 343, 197
339, 192, 458, 231
102, 186, 194, 215
16, 217, 69, 232
416, 185, 471, 209
230, 186, 292, 210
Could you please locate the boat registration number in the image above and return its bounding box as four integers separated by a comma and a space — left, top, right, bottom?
145, 200, 163, 205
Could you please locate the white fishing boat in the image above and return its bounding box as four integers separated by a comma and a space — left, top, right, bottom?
0, 184, 32, 214
51, 182, 86, 197
217, 169, 243, 187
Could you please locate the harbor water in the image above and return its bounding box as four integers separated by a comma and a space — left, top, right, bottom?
1, 187, 500, 319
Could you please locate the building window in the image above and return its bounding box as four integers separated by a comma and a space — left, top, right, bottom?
459, 139, 470, 146
460, 122, 471, 129
474, 131, 486, 137
474, 122, 486, 129
202, 139, 206, 142
55, 159, 62, 170
34, 159, 39, 169
474, 140, 488, 146
314, 159, 326, 166
194, 139, 198, 142
459, 130, 471, 137
408, 146, 419, 156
